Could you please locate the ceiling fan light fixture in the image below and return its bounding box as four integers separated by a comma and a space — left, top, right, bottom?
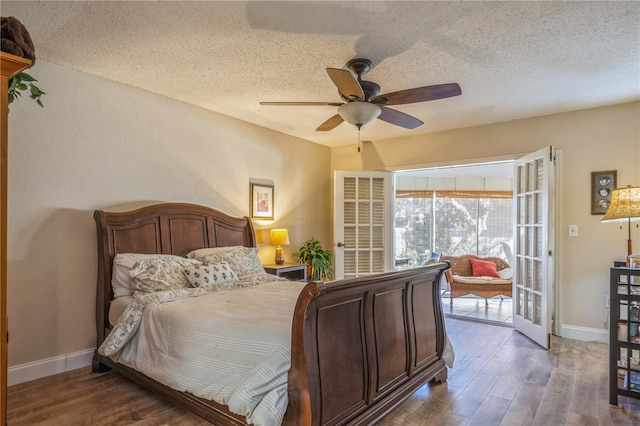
338, 102, 381, 127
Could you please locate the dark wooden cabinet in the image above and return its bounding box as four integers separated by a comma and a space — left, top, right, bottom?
610, 266, 640, 406
263, 263, 307, 282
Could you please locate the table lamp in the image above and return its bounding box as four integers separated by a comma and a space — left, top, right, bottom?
601, 185, 640, 256
269, 229, 290, 265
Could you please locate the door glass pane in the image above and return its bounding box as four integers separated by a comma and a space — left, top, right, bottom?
518, 196, 525, 224
372, 226, 384, 249
358, 202, 370, 224
534, 261, 542, 292
527, 290, 533, 321
344, 226, 355, 248
516, 257, 527, 285
358, 177, 370, 199
358, 251, 370, 274
372, 201, 384, 224
344, 251, 356, 274
527, 194, 534, 224
372, 251, 384, 272
372, 178, 385, 200
344, 177, 356, 199
535, 158, 543, 190
358, 227, 371, 248
534, 293, 542, 325
527, 162, 535, 192
516, 287, 523, 315
344, 202, 356, 224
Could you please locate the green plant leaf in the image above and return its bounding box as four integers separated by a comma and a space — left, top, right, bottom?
30, 85, 44, 96
6, 72, 45, 109
18, 73, 36, 82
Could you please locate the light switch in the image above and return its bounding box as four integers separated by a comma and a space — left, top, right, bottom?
569, 224, 578, 237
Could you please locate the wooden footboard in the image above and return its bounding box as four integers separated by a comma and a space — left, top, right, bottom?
286, 264, 449, 425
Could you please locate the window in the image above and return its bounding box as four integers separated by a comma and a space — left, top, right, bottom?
395, 189, 513, 268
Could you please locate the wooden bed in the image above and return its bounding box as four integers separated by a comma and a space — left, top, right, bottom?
92, 202, 450, 425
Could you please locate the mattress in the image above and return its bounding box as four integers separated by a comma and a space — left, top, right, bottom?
100, 279, 304, 426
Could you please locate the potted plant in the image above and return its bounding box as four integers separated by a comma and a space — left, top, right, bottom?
295, 238, 334, 281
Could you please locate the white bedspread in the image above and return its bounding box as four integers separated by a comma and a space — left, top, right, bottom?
99, 279, 303, 426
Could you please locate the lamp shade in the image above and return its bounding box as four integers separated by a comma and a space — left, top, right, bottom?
269, 229, 290, 246
601, 186, 640, 222
601, 185, 640, 257
338, 102, 381, 127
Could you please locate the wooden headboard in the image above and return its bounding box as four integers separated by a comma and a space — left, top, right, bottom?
94, 202, 256, 346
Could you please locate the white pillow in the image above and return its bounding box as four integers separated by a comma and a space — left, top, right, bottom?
186, 246, 242, 259
498, 267, 513, 280
112, 253, 163, 298
191, 246, 265, 278
182, 262, 238, 288
129, 256, 202, 293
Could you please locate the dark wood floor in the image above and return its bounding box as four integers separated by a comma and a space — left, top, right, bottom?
7, 318, 640, 425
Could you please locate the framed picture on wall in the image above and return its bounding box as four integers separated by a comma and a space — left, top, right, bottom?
250, 183, 274, 219
591, 170, 616, 215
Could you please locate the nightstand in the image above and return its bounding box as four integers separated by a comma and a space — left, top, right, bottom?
262, 263, 307, 282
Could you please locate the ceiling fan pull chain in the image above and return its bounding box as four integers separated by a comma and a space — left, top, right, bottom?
357, 125, 362, 152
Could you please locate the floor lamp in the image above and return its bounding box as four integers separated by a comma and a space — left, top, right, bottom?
601, 185, 640, 257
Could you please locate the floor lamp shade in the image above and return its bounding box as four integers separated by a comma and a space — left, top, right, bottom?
269, 229, 290, 265
601, 185, 640, 256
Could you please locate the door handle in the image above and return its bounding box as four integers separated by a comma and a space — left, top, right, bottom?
337, 242, 344, 247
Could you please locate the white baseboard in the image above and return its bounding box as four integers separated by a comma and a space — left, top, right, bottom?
8, 348, 95, 386
560, 324, 608, 343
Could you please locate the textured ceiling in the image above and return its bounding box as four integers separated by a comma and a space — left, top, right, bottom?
3, 1, 639, 147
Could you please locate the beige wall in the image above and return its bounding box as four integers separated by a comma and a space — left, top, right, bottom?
6, 58, 639, 373
332, 101, 640, 336
6, 60, 331, 367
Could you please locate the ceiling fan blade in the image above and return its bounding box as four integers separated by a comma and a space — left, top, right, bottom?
378, 107, 423, 129
326, 68, 365, 101
260, 101, 343, 106
316, 114, 344, 131
372, 83, 461, 105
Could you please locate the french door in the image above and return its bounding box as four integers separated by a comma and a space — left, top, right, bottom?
334, 171, 393, 280
512, 146, 556, 349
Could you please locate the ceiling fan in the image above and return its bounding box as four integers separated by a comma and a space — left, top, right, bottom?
260, 58, 461, 132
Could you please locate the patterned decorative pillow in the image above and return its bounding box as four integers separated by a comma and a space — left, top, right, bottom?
183, 262, 238, 287
193, 246, 265, 278
130, 256, 202, 293
185, 246, 242, 259
112, 253, 165, 298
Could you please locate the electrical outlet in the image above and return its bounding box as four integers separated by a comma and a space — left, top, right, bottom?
605, 294, 610, 309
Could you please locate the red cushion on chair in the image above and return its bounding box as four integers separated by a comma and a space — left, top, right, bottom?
469, 258, 500, 278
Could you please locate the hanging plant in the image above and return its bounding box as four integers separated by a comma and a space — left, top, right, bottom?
2, 16, 44, 109
8, 71, 45, 107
